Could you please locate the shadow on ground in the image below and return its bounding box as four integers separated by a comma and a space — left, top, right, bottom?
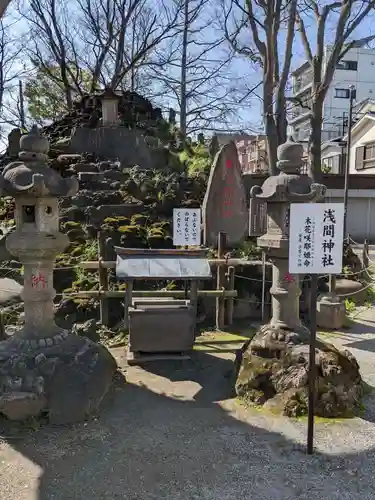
1, 350, 375, 499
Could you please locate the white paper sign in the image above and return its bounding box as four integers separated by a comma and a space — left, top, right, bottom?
289, 203, 344, 274
173, 208, 201, 246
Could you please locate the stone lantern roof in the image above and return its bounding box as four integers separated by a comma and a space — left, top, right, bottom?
250, 136, 325, 202
97, 88, 120, 100
277, 136, 304, 174
0, 125, 78, 198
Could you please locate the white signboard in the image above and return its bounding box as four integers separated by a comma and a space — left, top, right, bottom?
173, 208, 201, 246
289, 203, 344, 274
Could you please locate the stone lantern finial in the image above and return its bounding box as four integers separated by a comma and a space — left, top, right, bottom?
19, 125, 49, 161
277, 136, 304, 174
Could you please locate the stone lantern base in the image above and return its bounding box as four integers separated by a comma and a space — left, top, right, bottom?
316, 293, 346, 330
0, 333, 117, 424
235, 327, 363, 418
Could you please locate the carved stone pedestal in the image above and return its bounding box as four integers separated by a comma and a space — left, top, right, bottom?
0, 334, 116, 423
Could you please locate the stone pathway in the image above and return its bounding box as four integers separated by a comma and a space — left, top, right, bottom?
2, 312, 375, 499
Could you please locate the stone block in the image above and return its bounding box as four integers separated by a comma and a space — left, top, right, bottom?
128, 302, 195, 353
317, 293, 346, 330
0, 334, 117, 425
69, 127, 155, 169
0, 392, 47, 420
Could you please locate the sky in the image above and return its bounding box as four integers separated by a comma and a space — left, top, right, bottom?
2, 0, 375, 141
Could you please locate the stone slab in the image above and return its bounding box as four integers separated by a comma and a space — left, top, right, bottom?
202, 142, 248, 247
69, 127, 154, 169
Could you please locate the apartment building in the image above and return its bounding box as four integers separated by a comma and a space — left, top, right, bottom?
236, 135, 268, 173
289, 45, 375, 143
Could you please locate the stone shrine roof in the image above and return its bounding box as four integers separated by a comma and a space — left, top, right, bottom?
0, 126, 78, 198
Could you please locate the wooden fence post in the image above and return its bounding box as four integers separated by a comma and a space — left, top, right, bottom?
363, 239, 369, 271
0, 311, 5, 340
123, 280, 133, 331
98, 232, 109, 326
216, 232, 227, 330
226, 266, 235, 326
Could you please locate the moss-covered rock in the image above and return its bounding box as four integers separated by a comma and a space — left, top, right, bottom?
66, 228, 86, 243
236, 326, 363, 418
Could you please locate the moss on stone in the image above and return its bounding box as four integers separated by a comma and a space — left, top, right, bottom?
63, 221, 82, 230
131, 214, 148, 226
118, 224, 140, 235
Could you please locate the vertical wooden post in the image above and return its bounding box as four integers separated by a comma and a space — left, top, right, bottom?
190, 279, 199, 336
328, 275, 336, 294
363, 239, 369, 271
98, 232, 109, 326
0, 311, 5, 340
216, 232, 226, 330
261, 251, 266, 321
123, 280, 133, 331
226, 266, 235, 326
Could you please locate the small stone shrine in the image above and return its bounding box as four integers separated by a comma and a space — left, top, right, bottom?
236, 138, 363, 418
0, 126, 116, 423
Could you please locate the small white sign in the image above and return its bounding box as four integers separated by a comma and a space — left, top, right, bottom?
289, 203, 344, 274
173, 208, 201, 246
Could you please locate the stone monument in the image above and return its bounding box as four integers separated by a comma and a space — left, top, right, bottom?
0, 126, 117, 423
202, 141, 247, 247
236, 138, 363, 418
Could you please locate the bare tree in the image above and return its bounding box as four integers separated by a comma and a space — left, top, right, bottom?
152, 0, 248, 135
19, 0, 87, 110
0, 15, 28, 139
296, 0, 375, 181
223, 0, 297, 175
77, 0, 183, 91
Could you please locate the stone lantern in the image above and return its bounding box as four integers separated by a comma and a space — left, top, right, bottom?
250, 137, 326, 342
99, 88, 120, 126
236, 138, 363, 418
0, 126, 116, 424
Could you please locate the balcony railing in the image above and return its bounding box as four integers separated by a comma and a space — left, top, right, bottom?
293, 70, 313, 93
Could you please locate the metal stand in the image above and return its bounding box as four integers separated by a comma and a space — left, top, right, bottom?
307, 274, 318, 455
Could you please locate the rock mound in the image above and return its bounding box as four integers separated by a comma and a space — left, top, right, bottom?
43, 90, 166, 148
236, 326, 363, 418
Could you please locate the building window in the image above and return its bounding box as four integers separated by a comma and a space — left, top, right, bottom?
355, 144, 375, 170
322, 155, 341, 174
335, 88, 349, 98
365, 143, 375, 160
336, 60, 358, 71
334, 88, 357, 99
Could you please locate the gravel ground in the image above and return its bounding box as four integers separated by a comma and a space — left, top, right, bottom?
2, 310, 375, 500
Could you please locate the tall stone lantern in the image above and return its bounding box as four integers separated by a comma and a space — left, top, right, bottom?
250, 138, 326, 342
0, 126, 116, 424
235, 138, 327, 408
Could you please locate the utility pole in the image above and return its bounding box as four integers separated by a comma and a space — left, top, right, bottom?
343, 85, 356, 242
180, 0, 189, 137
18, 80, 25, 130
